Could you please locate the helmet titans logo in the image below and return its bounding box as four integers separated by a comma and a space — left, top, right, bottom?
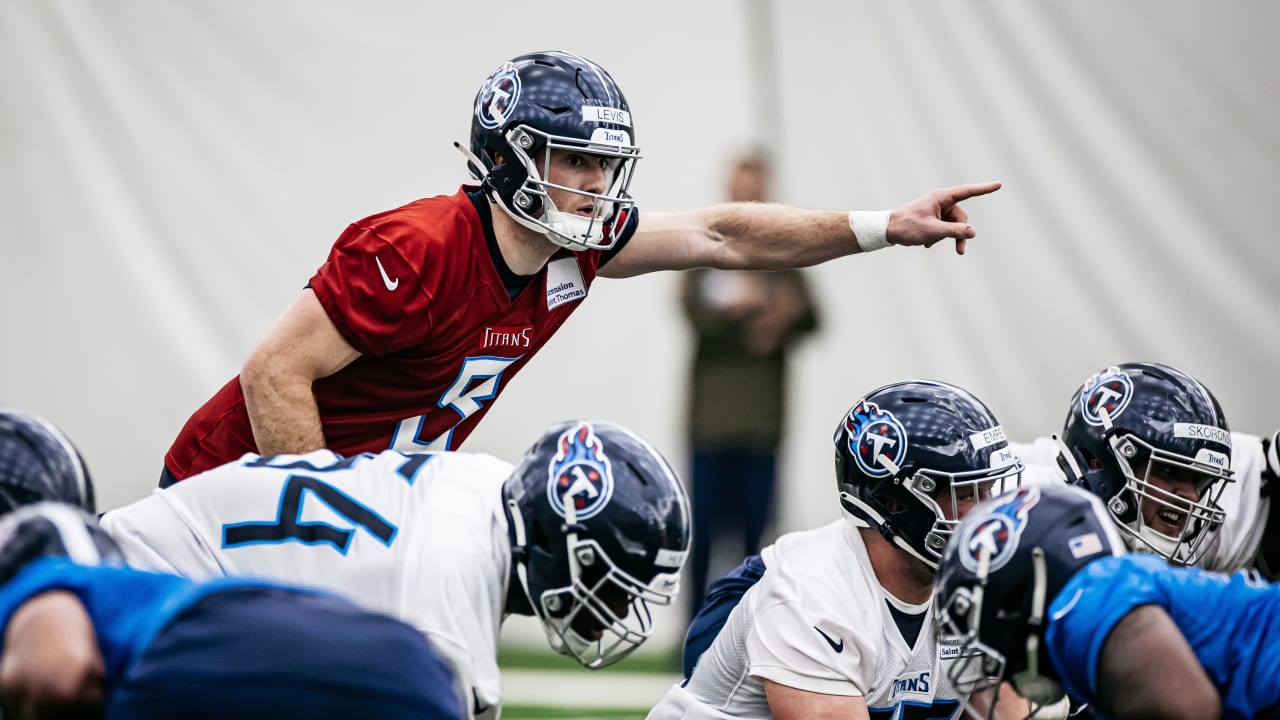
844, 401, 908, 477
546, 422, 615, 520
958, 486, 1041, 572
475, 62, 521, 129
1080, 367, 1134, 427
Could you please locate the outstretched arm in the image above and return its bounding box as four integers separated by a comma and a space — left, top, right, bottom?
600, 182, 1002, 278
0, 590, 105, 720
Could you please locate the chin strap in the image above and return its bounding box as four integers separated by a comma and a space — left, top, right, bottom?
453, 141, 488, 184
506, 497, 536, 615
1052, 433, 1085, 484
1011, 546, 1065, 708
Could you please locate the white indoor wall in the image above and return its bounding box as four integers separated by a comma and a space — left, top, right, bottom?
2, 0, 1277, 572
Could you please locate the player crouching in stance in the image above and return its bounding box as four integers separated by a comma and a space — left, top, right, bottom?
651, 380, 1029, 719
102, 420, 690, 719
0, 502, 465, 720
935, 483, 1280, 720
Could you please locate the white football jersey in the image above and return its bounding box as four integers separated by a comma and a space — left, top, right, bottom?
648, 520, 968, 719
101, 449, 513, 720
1009, 433, 1270, 573
1202, 432, 1269, 572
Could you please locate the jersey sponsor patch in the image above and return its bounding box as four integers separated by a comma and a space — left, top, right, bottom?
547, 422, 614, 520
938, 639, 963, 660
546, 258, 587, 310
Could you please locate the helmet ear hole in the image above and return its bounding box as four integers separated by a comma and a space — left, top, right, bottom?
530, 517, 552, 552
872, 492, 907, 515
996, 581, 1029, 620
1077, 448, 1100, 470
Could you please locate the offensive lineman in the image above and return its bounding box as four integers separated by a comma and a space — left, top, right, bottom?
649, 380, 1028, 720
104, 420, 690, 720
1009, 362, 1280, 575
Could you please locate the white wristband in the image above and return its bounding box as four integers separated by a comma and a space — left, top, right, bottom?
848, 210, 891, 253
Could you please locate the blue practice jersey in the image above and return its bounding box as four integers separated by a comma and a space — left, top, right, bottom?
0, 557, 303, 682
1046, 554, 1280, 720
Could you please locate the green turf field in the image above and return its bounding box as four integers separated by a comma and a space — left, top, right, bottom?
498, 645, 680, 719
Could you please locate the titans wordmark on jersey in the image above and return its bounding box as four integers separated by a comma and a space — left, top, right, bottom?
648, 520, 969, 719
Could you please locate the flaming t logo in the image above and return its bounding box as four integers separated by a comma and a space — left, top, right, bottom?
843, 401, 908, 477
959, 486, 1041, 572
1080, 367, 1134, 426
546, 422, 615, 520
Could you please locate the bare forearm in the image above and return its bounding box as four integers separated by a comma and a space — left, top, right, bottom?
241, 370, 327, 457
238, 290, 360, 458
1, 591, 105, 719
605, 182, 1000, 278
700, 203, 855, 270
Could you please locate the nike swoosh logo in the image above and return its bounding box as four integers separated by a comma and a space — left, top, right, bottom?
375, 256, 400, 291
814, 625, 844, 653
1050, 587, 1084, 621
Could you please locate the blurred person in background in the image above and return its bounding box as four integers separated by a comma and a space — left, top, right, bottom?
679, 152, 819, 624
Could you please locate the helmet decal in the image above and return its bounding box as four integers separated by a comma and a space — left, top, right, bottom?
582, 106, 632, 128
1174, 423, 1232, 449
844, 400, 908, 477
475, 62, 521, 129
546, 422, 615, 520
1079, 366, 1134, 426
958, 486, 1041, 573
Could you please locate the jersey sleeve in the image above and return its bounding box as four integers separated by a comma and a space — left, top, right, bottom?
1045, 556, 1166, 703
401, 546, 504, 718
0, 558, 196, 681
310, 221, 435, 357
744, 572, 877, 696
1202, 432, 1268, 572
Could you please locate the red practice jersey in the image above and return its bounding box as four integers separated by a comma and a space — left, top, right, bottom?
165, 187, 635, 480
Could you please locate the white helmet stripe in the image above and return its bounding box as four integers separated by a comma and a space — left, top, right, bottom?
45, 504, 102, 565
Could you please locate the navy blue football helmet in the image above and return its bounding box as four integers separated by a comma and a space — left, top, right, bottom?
458, 51, 641, 252
0, 408, 95, 515
0, 502, 124, 585
1056, 362, 1233, 565
934, 484, 1125, 718
835, 380, 1023, 570
503, 420, 690, 668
